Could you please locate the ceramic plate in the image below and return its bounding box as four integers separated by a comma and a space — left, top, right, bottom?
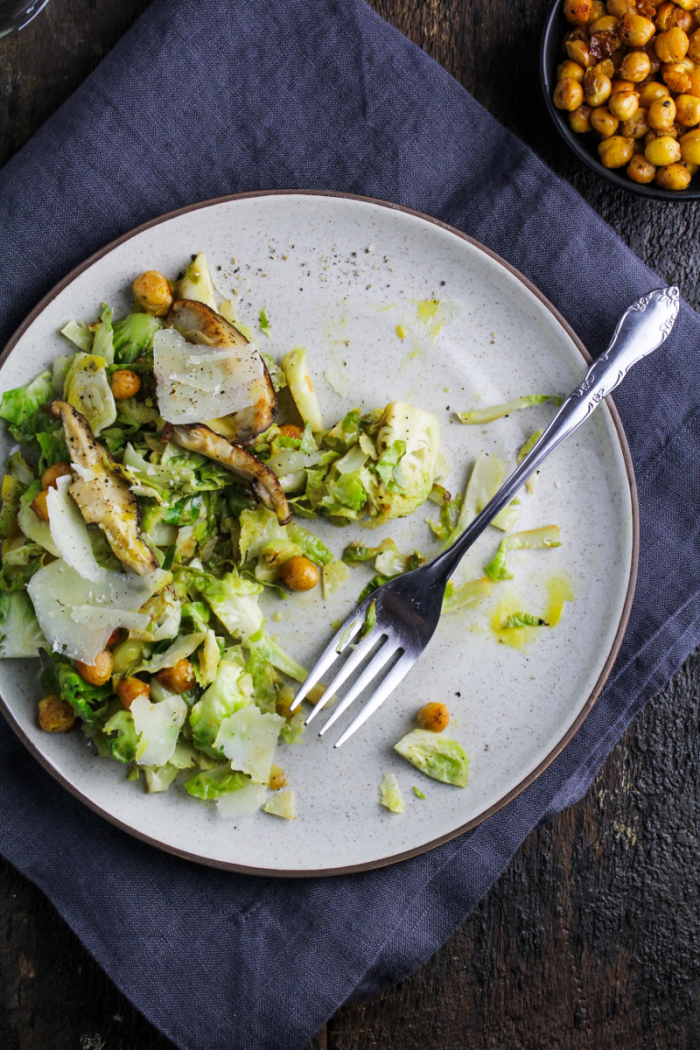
0, 192, 637, 875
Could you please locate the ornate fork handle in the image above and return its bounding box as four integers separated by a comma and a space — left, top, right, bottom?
433, 286, 680, 579
571, 285, 680, 410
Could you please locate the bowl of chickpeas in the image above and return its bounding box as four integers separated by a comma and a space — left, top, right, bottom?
541, 0, 700, 197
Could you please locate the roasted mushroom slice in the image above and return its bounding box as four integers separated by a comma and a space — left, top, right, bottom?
162, 422, 291, 525
51, 400, 159, 576
162, 299, 276, 443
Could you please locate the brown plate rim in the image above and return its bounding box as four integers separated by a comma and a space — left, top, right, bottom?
0, 189, 640, 878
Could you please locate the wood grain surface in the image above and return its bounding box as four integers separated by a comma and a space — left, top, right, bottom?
2, 1, 700, 1048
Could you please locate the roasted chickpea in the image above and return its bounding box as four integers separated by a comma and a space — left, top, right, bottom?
611, 77, 635, 93
675, 92, 700, 124
557, 58, 586, 81
569, 103, 594, 131
591, 105, 620, 135
555, 76, 585, 110
156, 658, 196, 694
688, 27, 700, 61
583, 68, 612, 105
115, 677, 150, 710
565, 0, 593, 24
568, 38, 594, 67
656, 1, 694, 31
132, 270, 173, 317
656, 160, 693, 187
686, 160, 700, 172
639, 80, 670, 107
41, 461, 72, 491
564, 29, 594, 66
662, 62, 692, 92
593, 57, 616, 77
268, 765, 288, 791
621, 106, 650, 137
676, 0, 700, 11
645, 133, 682, 163
680, 126, 700, 161
648, 94, 677, 129
278, 555, 320, 592
278, 423, 303, 439
598, 134, 636, 165
30, 489, 49, 522
416, 702, 450, 733
619, 50, 652, 81
621, 13, 656, 45
664, 68, 692, 93
656, 27, 689, 62
609, 90, 640, 118
688, 66, 700, 96
607, 0, 634, 16
75, 649, 114, 687
674, 7, 695, 31
627, 153, 657, 181
590, 14, 620, 32
110, 369, 141, 400
38, 694, 77, 733
589, 0, 606, 20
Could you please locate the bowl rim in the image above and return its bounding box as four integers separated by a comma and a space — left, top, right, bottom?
540, 0, 700, 201
0, 189, 640, 877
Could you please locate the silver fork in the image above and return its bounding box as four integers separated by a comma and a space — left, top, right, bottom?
290, 286, 680, 747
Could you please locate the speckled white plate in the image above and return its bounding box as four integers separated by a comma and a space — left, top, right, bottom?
0, 192, 637, 876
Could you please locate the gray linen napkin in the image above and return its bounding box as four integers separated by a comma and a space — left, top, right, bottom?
1, 1, 699, 1048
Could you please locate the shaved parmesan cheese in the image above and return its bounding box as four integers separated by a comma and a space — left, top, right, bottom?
154, 328, 267, 424
47, 475, 103, 582
17, 500, 59, 556
27, 558, 164, 663
132, 694, 187, 767
138, 631, 206, 674
214, 706, 285, 784
216, 781, 267, 819
69, 606, 150, 631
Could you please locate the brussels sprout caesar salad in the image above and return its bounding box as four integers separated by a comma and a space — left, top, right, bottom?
0, 251, 565, 821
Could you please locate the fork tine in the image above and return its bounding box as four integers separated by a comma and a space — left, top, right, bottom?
318, 637, 398, 737
334, 651, 415, 748
289, 614, 362, 712
305, 627, 386, 726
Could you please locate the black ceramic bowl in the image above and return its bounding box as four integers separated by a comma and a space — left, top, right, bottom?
540, 0, 700, 200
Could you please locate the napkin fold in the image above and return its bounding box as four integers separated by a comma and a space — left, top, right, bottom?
2, 1, 700, 1048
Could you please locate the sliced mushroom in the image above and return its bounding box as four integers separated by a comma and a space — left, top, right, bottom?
162, 422, 291, 525
51, 400, 159, 576
167, 299, 276, 443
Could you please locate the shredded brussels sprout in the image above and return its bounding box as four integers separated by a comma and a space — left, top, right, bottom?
456, 394, 561, 425
485, 525, 562, 582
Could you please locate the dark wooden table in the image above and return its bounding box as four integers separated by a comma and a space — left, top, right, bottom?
2, 2, 700, 1047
